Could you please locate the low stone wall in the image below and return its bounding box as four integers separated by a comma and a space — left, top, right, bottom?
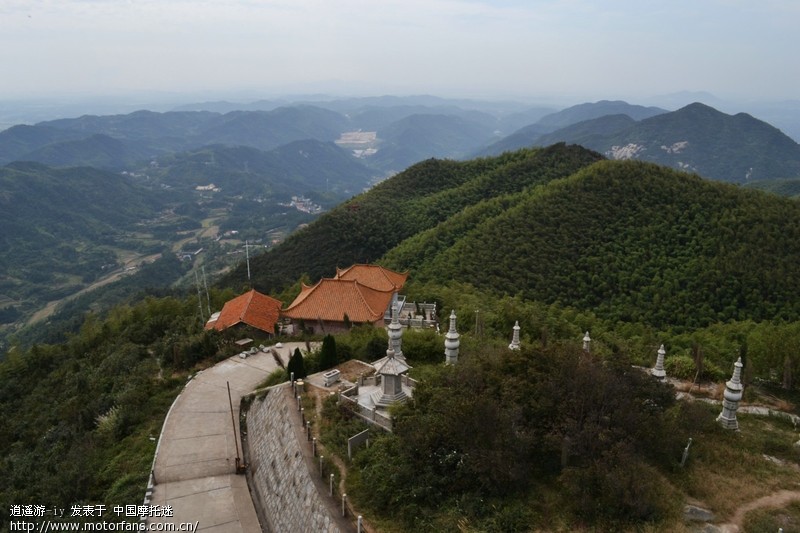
245, 386, 341, 533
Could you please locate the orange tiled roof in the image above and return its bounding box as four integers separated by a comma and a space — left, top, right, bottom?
283, 279, 394, 323
334, 264, 408, 291
206, 289, 282, 334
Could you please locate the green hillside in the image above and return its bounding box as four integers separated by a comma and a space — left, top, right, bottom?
744, 177, 800, 198
227, 144, 800, 330
0, 162, 180, 327
0, 162, 168, 257
222, 144, 603, 291
396, 159, 800, 329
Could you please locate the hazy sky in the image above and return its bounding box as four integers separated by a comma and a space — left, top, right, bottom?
1, 0, 798, 103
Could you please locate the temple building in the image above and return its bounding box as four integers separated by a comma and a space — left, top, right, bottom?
205, 289, 282, 337
282, 264, 408, 334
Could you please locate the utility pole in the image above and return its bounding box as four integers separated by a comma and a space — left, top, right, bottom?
202, 265, 211, 316
245, 240, 251, 282
194, 269, 204, 321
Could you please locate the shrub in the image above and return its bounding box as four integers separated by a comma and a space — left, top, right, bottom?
664, 355, 697, 380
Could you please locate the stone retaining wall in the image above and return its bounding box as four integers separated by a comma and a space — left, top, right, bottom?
245, 386, 341, 533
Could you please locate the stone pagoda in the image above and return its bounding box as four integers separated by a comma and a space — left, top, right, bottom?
582, 331, 591, 352
717, 357, 744, 430
509, 321, 521, 350
444, 310, 460, 365
651, 344, 667, 380
370, 347, 411, 408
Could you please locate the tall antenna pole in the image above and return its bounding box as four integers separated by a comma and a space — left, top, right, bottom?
194, 269, 204, 321
202, 265, 211, 316
245, 239, 251, 282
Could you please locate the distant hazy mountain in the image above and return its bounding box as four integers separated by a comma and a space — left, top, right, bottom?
194, 106, 348, 151
368, 114, 497, 172
0, 125, 86, 164
482, 102, 800, 183
36, 106, 349, 153
535, 100, 667, 130
20, 134, 161, 170
170, 99, 289, 113
584, 103, 800, 182
531, 114, 637, 147
44, 109, 218, 142
494, 107, 558, 135
477, 100, 666, 156
474, 123, 553, 156
347, 105, 498, 131
149, 140, 374, 198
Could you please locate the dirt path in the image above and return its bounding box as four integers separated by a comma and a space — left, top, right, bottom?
718, 489, 800, 532
307, 377, 379, 533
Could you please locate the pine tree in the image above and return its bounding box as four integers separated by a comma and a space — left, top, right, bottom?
319, 334, 338, 370
287, 347, 306, 379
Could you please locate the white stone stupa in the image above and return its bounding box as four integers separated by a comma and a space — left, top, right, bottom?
509, 321, 521, 350
651, 344, 667, 380
444, 310, 460, 365
716, 357, 744, 430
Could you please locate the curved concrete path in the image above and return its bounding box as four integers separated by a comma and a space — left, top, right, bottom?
147, 343, 308, 532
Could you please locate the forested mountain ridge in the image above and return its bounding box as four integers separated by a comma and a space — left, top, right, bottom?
220, 144, 603, 291
225, 144, 800, 330
393, 159, 800, 328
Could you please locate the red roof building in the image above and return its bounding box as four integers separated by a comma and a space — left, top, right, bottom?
282, 264, 407, 334
334, 264, 408, 291
205, 289, 282, 336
